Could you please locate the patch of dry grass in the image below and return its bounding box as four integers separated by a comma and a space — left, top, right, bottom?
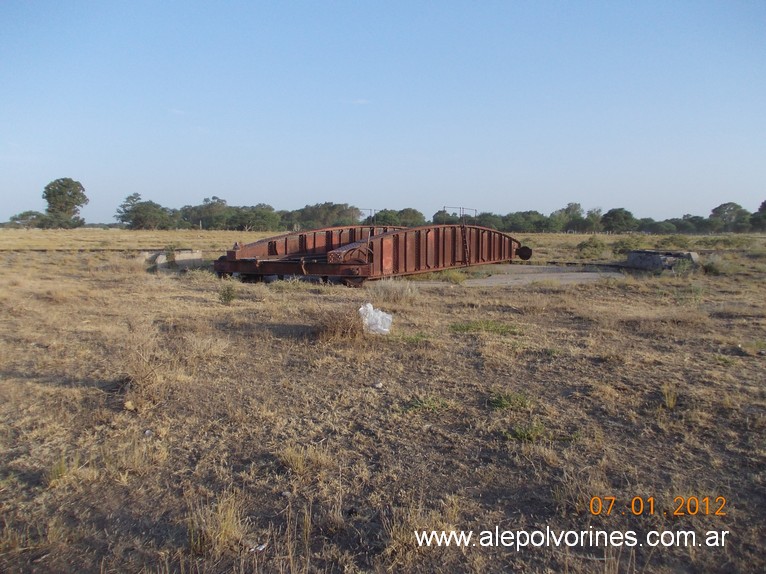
311, 304, 367, 342
365, 278, 420, 304
187, 488, 250, 557
0, 232, 764, 573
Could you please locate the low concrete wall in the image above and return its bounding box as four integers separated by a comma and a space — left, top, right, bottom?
625, 250, 700, 271
144, 250, 205, 270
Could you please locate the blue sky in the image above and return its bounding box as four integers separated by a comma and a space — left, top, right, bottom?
1, 1, 764, 224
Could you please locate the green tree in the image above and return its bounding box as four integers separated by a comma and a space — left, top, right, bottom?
547, 209, 568, 232
601, 208, 638, 233
228, 205, 281, 231
502, 211, 546, 233
563, 202, 584, 219
709, 202, 751, 232
278, 209, 299, 231
673, 214, 713, 234
397, 208, 426, 227
42, 178, 88, 227
178, 197, 231, 229
432, 210, 460, 224
475, 212, 503, 230
365, 209, 401, 226
565, 215, 589, 232
129, 201, 175, 229
546, 203, 586, 232
201, 196, 230, 229
639, 220, 677, 234
527, 211, 553, 232
116, 193, 178, 229
750, 200, 766, 231
9, 210, 45, 228
637, 218, 657, 233
115, 193, 143, 225
123, 200, 173, 229
292, 202, 362, 229
585, 208, 603, 232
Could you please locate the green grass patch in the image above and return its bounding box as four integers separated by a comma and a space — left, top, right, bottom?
404, 395, 448, 413
397, 332, 429, 344
504, 420, 547, 442
487, 391, 531, 411
450, 320, 520, 336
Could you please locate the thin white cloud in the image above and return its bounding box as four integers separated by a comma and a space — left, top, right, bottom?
169, 108, 186, 115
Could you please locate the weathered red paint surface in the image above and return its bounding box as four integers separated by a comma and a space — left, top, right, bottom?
214, 224, 531, 284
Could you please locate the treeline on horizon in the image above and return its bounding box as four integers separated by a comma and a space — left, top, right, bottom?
7, 188, 766, 234
89, 194, 766, 234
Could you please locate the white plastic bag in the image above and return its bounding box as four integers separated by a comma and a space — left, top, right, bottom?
358, 303, 393, 335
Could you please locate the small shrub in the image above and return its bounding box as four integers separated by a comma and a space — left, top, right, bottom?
182, 268, 218, 285
313, 305, 365, 342
506, 419, 547, 442
661, 383, 678, 410
0, 520, 30, 554
611, 235, 645, 254
164, 243, 180, 267
47, 452, 76, 487
118, 319, 170, 401
187, 488, 248, 556
218, 281, 237, 305
655, 235, 691, 249
577, 236, 607, 259
671, 258, 696, 275
278, 444, 334, 479
46, 452, 93, 488
702, 255, 736, 276
367, 279, 419, 304
703, 261, 723, 276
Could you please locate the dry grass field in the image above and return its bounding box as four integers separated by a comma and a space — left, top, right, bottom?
0, 229, 764, 573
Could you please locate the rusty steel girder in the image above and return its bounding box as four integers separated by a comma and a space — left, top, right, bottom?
214, 224, 532, 285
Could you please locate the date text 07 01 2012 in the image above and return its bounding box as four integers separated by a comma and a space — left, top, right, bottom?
589, 496, 727, 517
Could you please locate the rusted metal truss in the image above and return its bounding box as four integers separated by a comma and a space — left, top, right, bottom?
214, 224, 532, 285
